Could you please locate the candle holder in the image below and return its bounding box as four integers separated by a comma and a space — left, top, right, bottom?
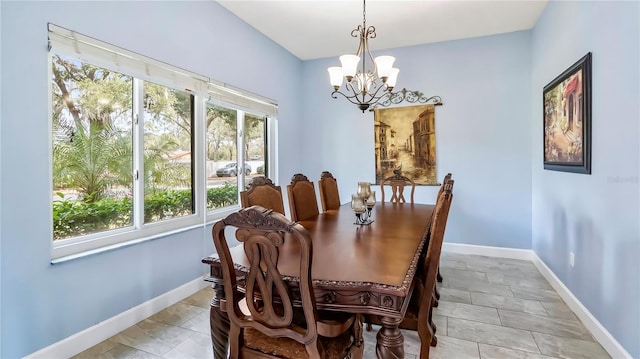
366, 190, 376, 218
352, 182, 375, 225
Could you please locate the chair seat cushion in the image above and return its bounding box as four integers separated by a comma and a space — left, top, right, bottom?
244, 327, 354, 359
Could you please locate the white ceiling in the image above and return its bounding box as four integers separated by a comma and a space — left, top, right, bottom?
217, 0, 549, 60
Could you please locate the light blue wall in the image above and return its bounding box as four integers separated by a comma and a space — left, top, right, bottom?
0, 1, 302, 357
531, 1, 640, 357
301, 31, 533, 249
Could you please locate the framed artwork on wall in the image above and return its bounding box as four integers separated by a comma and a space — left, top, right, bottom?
373, 104, 438, 185
543, 52, 592, 174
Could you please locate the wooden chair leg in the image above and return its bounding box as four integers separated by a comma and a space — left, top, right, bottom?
418, 326, 433, 359
429, 306, 437, 347
364, 314, 373, 331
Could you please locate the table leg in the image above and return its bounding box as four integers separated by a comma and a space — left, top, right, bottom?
209, 279, 229, 359
376, 316, 405, 359
210, 306, 229, 358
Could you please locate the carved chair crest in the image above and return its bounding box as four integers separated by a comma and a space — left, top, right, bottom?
381, 173, 415, 204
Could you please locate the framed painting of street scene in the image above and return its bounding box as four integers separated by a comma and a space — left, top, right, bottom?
373, 104, 438, 185
543, 52, 592, 174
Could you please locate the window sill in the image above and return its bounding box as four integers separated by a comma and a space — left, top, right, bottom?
50, 223, 205, 264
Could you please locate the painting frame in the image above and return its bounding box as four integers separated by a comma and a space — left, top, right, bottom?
373, 104, 438, 185
543, 52, 592, 174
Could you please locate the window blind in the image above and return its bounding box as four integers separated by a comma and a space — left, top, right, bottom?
48, 23, 277, 116
207, 82, 278, 116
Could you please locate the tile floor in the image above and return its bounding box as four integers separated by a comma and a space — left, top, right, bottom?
73, 253, 611, 359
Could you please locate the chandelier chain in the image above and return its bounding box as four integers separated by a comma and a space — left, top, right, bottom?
363, 0, 366, 27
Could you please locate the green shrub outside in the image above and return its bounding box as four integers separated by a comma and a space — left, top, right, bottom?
206, 182, 238, 208
53, 183, 238, 240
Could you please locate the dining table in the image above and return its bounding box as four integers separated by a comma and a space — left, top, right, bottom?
202, 202, 435, 359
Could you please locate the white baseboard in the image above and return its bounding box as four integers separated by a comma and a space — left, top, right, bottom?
442, 242, 535, 261
532, 256, 632, 359
442, 242, 631, 359
24, 276, 209, 359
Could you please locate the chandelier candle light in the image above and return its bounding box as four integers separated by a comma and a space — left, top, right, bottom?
352, 182, 376, 225
328, 0, 399, 112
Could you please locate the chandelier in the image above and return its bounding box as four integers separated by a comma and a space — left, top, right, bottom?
327, 0, 396, 112
328, 0, 442, 113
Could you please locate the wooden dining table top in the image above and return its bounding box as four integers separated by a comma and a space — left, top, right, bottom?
205, 202, 435, 298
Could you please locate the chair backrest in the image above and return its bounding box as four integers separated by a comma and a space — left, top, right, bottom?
240, 176, 285, 215
287, 173, 320, 221
426, 174, 454, 238
318, 171, 341, 212
212, 206, 320, 357
380, 173, 416, 203
417, 181, 454, 356
436, 173, 453, 200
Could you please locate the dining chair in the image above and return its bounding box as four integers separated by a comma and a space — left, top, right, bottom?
211, 206, 364, 359
428, 173, 455, 332
368, 179, 455, 347
411, 173, 455, 313
417, 180, 454, 357
432, 172, 453, 300
380, 172, 416, 203
287, 173, 320, 221
318, 171, 341, 212
434, 173, 453, 287
240, 176, 286, 215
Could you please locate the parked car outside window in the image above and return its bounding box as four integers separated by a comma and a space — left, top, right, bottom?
216, 163, 251, 177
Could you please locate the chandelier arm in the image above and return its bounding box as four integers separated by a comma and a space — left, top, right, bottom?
363, 27, 378, 81
344, 81, 360, 98
353, 25, 365, 57
342, 79, 388, 106
366, 85, 392, 105
330, 90, 373, 106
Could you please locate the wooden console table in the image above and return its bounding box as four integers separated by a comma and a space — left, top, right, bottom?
202, 202, 434, 359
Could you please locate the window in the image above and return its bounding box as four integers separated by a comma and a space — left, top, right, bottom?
205, 103, 238, 210
49, 24, 276, 260
204, 104, 269, 213
142, 82, 194, 224
52, 54, 135, 239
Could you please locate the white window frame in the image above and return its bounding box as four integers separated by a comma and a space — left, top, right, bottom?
202, 100, 276, 223
48, 24, 277, 261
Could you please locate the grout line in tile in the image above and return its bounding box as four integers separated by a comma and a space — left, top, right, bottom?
441, 314, 507, 330
530, 329, 545, 355
445, 315, 449, 337
527, 328, 597, 343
